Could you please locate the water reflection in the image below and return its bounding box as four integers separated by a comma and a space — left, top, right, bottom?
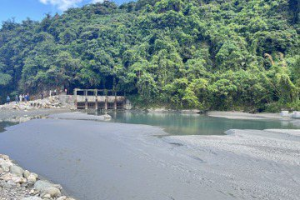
88, 110, 300, 136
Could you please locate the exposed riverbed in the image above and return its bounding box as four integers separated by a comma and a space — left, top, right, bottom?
0, 112, 299, 200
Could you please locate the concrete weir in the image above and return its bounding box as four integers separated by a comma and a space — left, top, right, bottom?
74, 89, 127, 110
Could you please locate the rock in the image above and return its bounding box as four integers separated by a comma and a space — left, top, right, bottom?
10, 165, 24, 177
280, 111, 290, 117
7, 180, 17, 187
34, 180, 58, 190
21, 197, 43, 200
29, 189, 37, 195
0, 160, 12, 172
23, 170, 30, 178
11, 175, 27, 184
31, 173, 39, 179
181, 109, 201, 114
42, 194, 51, 199
57, 196, 67, 200
27, 173, 37, 185
34, 180, 62, 197
0, 173, 13, 181
0, 173, 26, 183
0, 154, 9, 160
103, 114, 112, 121
42, 187, 61, 198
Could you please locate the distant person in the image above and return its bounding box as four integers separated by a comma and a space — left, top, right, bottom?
6, 96, 10, 104
40, 93, 44, 99
15, 95, 19, 104
65, 88, 68, 95
24, 94, 28, 102
19, 94, 22, 102
54, 89, 57, 96
49, 90, 52, 97
27, 93, 30, 101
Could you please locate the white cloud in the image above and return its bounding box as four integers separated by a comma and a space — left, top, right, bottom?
39, 0, 85, 11
91, 0, 104, 3
39, 0, 106, 11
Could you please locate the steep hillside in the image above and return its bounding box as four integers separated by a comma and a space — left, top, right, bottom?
0, 0, 299, 110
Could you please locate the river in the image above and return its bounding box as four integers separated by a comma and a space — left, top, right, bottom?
0, 112, 299, 200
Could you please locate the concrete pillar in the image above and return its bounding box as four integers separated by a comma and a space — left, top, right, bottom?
95, 89, 98, 110
74, 89, 78, 109
114, 92, 117, 110
105, 95, 108, 110
85, 90, 88, 110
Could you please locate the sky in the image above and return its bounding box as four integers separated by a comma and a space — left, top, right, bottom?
0, 0, 131, 24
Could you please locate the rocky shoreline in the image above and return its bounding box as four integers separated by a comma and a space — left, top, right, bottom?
0, 154, 76, 200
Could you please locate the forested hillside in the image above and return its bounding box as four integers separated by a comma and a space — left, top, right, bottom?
0, 0, 299, 111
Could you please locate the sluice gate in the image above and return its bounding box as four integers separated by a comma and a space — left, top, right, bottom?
74, 89, 126, 110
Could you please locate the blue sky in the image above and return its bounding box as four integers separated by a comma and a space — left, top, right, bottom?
0, 0, 131, 24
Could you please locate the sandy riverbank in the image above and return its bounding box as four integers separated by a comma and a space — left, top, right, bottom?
0, 109, 71, 123
208, 111, 284, 119
0, 117, 299, 200
165, 128, 300, 199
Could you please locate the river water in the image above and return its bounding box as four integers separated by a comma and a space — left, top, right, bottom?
97, 111, 299, 135
0, 112, 299, 200
1, 112, 299, 136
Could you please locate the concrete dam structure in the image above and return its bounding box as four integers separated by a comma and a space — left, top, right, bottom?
74, 89, 128, 110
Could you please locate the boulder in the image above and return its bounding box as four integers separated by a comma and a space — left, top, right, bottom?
42, 187, 61, 198
11, 175, 27, 184
23, 170, 30, 178
0, 160, 12, 172
27, 173, 37, 185
0, 154, 9, 160
10, 165, 24, 177
0, 173, 26, 183
34, 180, 61, 192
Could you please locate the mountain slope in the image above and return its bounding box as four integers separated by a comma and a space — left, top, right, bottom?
0, 0, 299, 110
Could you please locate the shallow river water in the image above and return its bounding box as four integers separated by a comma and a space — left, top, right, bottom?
96, 111, 299, 135
0, 112, 299, 200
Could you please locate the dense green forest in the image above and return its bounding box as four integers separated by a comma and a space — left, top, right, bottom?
0, 0, 299, 111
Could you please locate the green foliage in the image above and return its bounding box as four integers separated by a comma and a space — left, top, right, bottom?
0, 0, 299, 109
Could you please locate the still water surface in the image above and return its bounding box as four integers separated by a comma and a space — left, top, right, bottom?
1, 112, 299, 135
90, 111, 299, 135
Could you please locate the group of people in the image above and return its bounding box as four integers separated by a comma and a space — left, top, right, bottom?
5, 88, 68, 105
6, 94, 30, 104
